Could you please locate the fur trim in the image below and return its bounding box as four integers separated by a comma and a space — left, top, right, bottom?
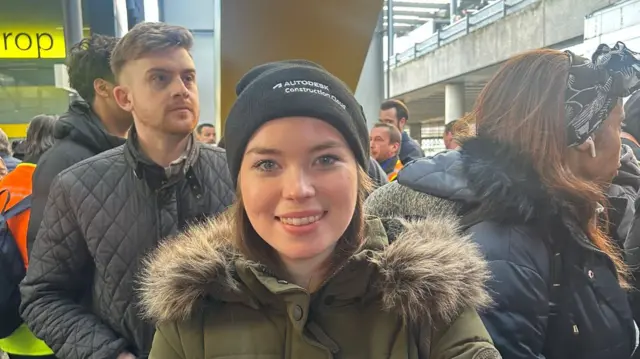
365, 181, 492, 324
139, 206, 491, 325
138, 211, 240, 322
371, 217, 491, 324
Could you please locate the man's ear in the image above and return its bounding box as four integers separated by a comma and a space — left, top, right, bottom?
113, 85, 133, 112
93, 78, 110, 99
399, 118, 407, 129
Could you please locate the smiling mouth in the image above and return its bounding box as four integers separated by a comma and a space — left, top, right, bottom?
277, 213, 325, 226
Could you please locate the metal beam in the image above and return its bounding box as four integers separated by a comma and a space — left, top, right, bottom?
384, 18, 434, 25
387, 10, 446, 17
385, 1, 449, 10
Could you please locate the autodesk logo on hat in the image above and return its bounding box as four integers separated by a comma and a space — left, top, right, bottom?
272, 80, 346, 110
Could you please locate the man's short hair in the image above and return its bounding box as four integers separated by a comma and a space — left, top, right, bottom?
110, 22, 194, 78
196, 123, 215, 134
373, 122, 402, 145
67, 35, 119, 104
380, 99, 410, 122
444, 120, 458, 134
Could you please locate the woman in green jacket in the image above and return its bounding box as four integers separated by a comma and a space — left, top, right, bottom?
140, 60, 500, 359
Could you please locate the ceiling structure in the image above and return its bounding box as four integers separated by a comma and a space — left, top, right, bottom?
383, 0, 487, 36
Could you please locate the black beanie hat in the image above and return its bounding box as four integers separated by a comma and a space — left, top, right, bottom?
224, 60, 369, 186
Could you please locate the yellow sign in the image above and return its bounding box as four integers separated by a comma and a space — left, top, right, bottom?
0, 27, 66, 59
0, 124, 29, 139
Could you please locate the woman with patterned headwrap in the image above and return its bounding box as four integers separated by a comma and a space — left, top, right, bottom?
365, 42, 640, 359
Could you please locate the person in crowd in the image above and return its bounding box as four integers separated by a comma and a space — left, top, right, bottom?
11, 140, 27, 161
607, 143, 640, 249
623, 90, 640, 159
379, 99, 424, 164
367, 156, 389, 188
366, 43, 640, 359
443, 120, 459, 150
443, 119, 475, 150
0, 114, 57, 359
195, 123, 216, 144
0, 129, 21, 172
27, 34, 133, 252
20, 22, 235, 359
138, 59, 499, 359
0, 158, 7, 182
370, 122, 403, 181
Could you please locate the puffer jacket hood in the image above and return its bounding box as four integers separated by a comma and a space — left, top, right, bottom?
54, 101, 125, 153
139, 210, 492, 326
398, 137, 569, 224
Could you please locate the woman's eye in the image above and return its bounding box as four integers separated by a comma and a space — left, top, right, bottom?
254, 160, 278, 172
316, 155, 339, 166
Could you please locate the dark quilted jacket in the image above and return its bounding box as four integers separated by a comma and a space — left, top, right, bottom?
19, 133, 235, 359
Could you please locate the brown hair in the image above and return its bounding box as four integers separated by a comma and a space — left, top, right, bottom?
461, 48, 628, 285
374, 122, 402, 145
380, 99, 410, 122
110, 22, 194, 78
234, 166, 373, 283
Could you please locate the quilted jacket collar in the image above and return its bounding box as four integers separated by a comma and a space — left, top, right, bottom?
124, 126, 200, 190
138, 209, 492, 326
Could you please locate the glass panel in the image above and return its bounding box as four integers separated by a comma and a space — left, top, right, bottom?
0, 0, 92, 138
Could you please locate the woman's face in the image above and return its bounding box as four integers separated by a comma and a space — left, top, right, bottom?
239, 117, 358, 269
573, 102, 624, 183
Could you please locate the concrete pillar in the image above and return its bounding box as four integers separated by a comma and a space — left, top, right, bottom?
355, 12, 385, 129
445, 83, 465, 124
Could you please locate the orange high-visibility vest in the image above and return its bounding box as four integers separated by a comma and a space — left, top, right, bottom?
0, 162, 54, 356
387, 159, 404, 182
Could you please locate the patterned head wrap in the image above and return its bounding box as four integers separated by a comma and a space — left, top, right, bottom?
564, 42, 640, 147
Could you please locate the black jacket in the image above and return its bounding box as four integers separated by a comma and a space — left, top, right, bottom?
27, 101, 125, 252
19, 129, 235, 359
399, 131, 424, 165
607, 145, 640, 248
376, 137, 635, 359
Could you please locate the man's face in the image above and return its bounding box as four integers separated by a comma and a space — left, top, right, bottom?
199, 126, 216, 144
379, 107, 406, 131
370, 127, 399, 162
114, 47, 199, 137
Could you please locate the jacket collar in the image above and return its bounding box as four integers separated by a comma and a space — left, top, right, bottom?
124, 126, 200, 190
138, 208, 491, 325
399, 136, 572, 224
54, 101, 125, 153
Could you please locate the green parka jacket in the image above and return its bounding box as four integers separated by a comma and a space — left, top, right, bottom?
139, 210, 500, 359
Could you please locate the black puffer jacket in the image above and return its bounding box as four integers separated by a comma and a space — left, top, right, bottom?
366, 137, 636, 359
28, 101, 125, 252
607, 145, 640, 248
19, 129, 235, 359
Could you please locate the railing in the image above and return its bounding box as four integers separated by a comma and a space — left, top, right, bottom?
387, 0, 540, 68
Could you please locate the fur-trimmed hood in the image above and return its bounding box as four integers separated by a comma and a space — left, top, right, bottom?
139, 209, 491, 325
